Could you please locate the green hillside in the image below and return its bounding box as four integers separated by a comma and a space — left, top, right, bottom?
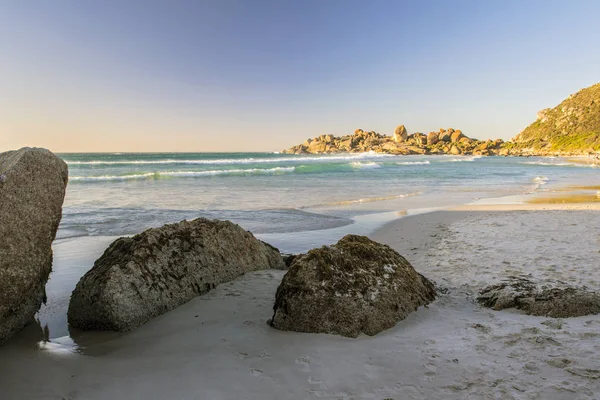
513, 82, 600, 152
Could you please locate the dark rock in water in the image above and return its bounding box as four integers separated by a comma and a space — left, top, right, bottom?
478, 276, 600, 318
269, 235, 436, 338
68, 218, 285, 332
0, 148, 68, 343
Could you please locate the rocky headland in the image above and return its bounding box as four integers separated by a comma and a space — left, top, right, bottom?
508, 82, 600, 155
283, 82, 600, 157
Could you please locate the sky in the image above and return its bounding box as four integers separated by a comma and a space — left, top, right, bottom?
1, 0, 600, 153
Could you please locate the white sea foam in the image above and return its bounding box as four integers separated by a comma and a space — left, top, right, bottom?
522, 160, 598, 168
70, 167, 296, 182
65, 152, 396, 166
443, 155, 482, 163
523, 161, 572, 166
311, 192, 422, 207
350, 161, 381, 169
396, 161, 430, 165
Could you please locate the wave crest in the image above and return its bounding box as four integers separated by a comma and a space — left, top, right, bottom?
70, 167, 296, 182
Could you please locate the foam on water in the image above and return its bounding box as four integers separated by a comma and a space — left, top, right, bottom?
350, 161, 381, 169
65, 152, 395, 166
443, 155, 482, 162
57, 153, 600, 240
70, 167, 296, 182
522, 160, 598, 168
396, 161, 430, 165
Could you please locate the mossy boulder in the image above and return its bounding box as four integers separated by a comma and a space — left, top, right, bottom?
68, 218, 285, 332
478, 276, 600, 318
268, 235, 436, 338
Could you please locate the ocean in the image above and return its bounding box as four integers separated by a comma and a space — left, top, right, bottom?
58, 152, 598, 253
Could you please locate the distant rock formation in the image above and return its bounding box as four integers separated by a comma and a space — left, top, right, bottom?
282, 82, 600, 157
0, 148, 68, 343
283, 127, 504, 156
268, 235, 436, 338
393, 125, 408, 142
510, 82, 600, 155
478, 276, 600, 318
68, 219, 285, 332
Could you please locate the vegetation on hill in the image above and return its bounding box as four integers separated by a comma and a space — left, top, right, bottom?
512, 83, 600, 153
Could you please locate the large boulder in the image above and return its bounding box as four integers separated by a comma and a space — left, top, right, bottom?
68, 219, 285, 332
268, 235, 436, 338
414, 133, 427, 146
450, 145, 462, 155
427, 132, 440, 145
451, 130, 465, 143
393, 125, 408, 143
0, 148, 68, 343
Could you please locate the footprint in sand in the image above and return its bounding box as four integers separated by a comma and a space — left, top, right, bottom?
306, 390, 350, 398
296, 356, 311, 365
546, 358, 572, 369
250, 368, 263, 377
308, 376, 323, 384
423, 362, 437, 376
295, 356, 311, 372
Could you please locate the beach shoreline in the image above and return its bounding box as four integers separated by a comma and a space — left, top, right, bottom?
2, 202, 600, 399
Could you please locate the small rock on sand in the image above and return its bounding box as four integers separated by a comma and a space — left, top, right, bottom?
477, 276, 600, 318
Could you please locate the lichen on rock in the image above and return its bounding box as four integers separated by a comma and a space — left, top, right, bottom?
68, 218, 285, 332
269, 235, 436, 338
477, 276, 600, 318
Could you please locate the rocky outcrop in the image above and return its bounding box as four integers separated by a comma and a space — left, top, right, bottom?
68, 219, 285, 332
427, 131, 440, 145
450, 130, 465, 143
393, 125, 408, 143
478, 276, 600, 318
282, 126, 500, 156
268, 235, 436, 338
0, 148, 68, 343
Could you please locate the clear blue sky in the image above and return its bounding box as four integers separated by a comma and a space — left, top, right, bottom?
1, 0, 599, 152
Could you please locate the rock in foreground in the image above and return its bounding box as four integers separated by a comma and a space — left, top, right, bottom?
478, 276, 600, 318
269, 235, 436, 337
0, 148, 68, 343
68, 219, 285, 332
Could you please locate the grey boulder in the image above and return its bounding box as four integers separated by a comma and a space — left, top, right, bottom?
0, 148, 68, 343
269, 235, 436, 337
68, 218, 285, 332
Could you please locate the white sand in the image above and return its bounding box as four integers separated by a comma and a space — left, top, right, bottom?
1, 209, 600, 399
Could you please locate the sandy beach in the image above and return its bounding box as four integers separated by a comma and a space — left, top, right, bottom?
1, 203, 599, 400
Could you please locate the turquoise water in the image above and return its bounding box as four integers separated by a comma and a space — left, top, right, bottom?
58, 152, 599, 252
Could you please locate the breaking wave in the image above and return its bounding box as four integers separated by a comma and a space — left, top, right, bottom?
396, 161, 431, 165
70, 167, 296, 182
65, 152, 396, 166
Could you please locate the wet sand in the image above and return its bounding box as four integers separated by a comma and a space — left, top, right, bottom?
1, 206, 600, 399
